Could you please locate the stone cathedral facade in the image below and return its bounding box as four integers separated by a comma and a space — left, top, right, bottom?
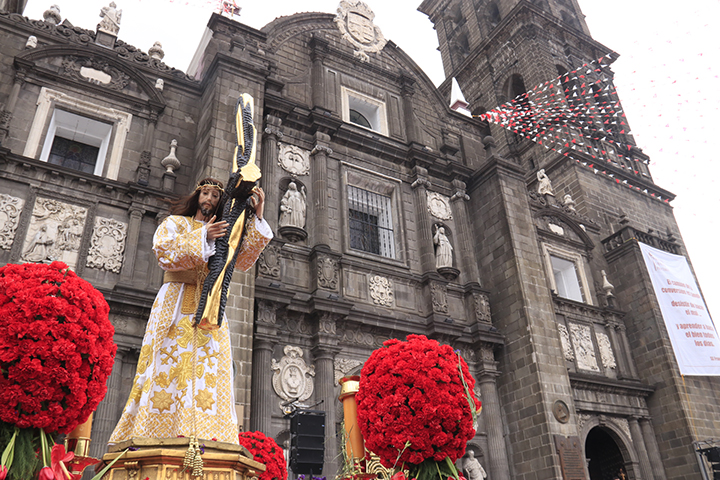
0, 1, 717, 479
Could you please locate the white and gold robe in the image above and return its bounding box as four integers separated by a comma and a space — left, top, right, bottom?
109, 214, 272, 444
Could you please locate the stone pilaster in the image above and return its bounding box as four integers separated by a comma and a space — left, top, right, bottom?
450, 179, 479, 283
311, 339, 341, 478
640, 417, 667, 480
309, 36, 330, 111
400, 74, 420, 144
0, 72, 26, 145
615, 323, 639, 379
411, 166, 435, 274
605, 319, 631, 378
90, 350, 125, 457
118, 205, 146, 285
629, 416, 654, 480
136, 114, 158, 186
311, 134, 332, 248
477, 371, 511, 480
262, 115, 283, 229
250, 337, 276, 435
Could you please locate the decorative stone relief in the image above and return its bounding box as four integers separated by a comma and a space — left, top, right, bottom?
577, 413, 592, 434
596, 332, 616, 370
334, 357, 363, 384
85, 217, 127, 273
278, 143, 310, 176
271, 346, 315, 404
26, 35, 38, 49
557, 324, 574, 361
569, 323, 600, 372
473, 293, 491, 323
317, 312, 337, 334
256, 300, 278, 325
61, 56, 130, 90
334, 0, 387, 62
427, 192, 453, 220
258, 244, 281, 278
480, 344, 494, 362
317, 256, 339, 290
613, 418, 631, 440
280, 313, 312, 335
155, 78, 164, 91
548, 223, 565, 236
431, 282, 448, 313
0, 194, 24, 250
369, 275, 393, 307
341, 326, 381, 347
21, 198, 87, 269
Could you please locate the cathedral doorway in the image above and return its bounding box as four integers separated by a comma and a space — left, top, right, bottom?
585, 427, 629, 480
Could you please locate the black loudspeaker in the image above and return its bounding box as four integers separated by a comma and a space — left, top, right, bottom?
290, 410, 325, 474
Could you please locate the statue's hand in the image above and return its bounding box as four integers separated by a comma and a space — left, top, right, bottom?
251, 187, 265, 220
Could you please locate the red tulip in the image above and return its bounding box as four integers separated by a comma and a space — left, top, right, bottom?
38, 466, 55, 480
0, 465, 8, 480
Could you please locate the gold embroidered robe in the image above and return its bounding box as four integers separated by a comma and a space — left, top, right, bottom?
109, 214, 272, 444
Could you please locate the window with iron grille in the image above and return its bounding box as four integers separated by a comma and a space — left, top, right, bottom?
348, 185, 395, 259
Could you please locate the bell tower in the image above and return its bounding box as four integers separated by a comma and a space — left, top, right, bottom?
419, 0, 608, 165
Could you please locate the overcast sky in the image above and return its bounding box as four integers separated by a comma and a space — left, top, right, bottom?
22, 0, 720, 324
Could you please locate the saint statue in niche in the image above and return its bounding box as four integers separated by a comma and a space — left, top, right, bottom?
434, 225, 453, 269
279, 182, 307, 229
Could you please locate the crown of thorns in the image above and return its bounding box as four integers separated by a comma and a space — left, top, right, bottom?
194, 180, 224, 193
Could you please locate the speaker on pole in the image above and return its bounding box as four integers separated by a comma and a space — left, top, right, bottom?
290, 410, 325, 475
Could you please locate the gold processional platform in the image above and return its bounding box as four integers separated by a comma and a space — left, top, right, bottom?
99, 438, 266, 480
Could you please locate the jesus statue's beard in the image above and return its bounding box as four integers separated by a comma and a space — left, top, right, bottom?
200, 203, 215, 217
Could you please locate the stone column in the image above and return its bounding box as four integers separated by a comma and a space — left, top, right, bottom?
119, 206, 145, 285
450, 179, 479, 283
605, 320, 631, 378
640, 417, 667, 480
311, 135, 332, 248
136, 113, 157, 186
0, 71, 26, 145
262, 115, 283, 228
629, 416, 654, 480
309, 36, 330, 110
411, 166, 435, 274
477, 372, 511, 480
616, 324, 639, 378
400, 74, 420, 144
89, 350, 125, 457
250, 337, 276, 434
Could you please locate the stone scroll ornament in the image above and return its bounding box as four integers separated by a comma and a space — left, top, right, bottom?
194, 94, 262, 330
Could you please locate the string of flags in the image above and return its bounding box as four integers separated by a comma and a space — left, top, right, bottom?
475, 53, 669, 203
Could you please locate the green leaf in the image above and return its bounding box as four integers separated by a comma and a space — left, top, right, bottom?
90, 448, 129, 480
1, 427, 18, 468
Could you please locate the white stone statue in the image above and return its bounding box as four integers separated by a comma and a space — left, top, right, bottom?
155, 78, 164, 91
563, 193, 576, 212
98, 2, 122, 35
279, 182, 306, 228
22, 225, 55, 263
464, 451, 487, 480
26, 35, 38, 49
537, 168, 554, 196
433, 225, 453, 269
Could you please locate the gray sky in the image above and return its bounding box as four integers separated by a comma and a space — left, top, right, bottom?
22, 0, 720, 324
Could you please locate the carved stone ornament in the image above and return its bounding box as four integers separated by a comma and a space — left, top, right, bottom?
21, 198, 87, 269
318, 312, 338, 334
552, 400, 570, 424
85, 217, 127, 273
427, 191, 453, 220
431, 282, 449, 314
569, 323, 600, 372
334, 0, 388, 62
0, 194, 25, 250
278, 143, 310, 176
317, 256, 339, 291
473, 292, 491, 323
334, 357, 363, 384
596, 332, 616, 370
258, 244, 281, 278
62, 56, 130, 90
613, 418, 631, 440
271, 346, 315, 404
257, 300, 278, 325
369, 275, 393, 307
557, 324, 574, 361
577, 413, 592, 434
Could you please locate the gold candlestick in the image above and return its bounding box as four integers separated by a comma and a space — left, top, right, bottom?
339, 375, 364, 462
65, 412, 93, 457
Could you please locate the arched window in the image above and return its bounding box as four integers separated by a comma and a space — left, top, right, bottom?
349, 109, 372, 129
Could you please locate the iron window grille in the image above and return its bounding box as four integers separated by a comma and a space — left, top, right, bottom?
348, 185, 395, 259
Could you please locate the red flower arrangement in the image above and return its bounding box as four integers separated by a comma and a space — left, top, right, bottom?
0, 262, 116, 433
238, 431, 287, 480
356, 335, 480, 480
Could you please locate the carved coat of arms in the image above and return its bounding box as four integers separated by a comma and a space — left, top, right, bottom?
334, 0, 387, 62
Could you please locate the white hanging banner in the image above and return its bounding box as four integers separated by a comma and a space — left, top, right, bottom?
639, 243, 720, 376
